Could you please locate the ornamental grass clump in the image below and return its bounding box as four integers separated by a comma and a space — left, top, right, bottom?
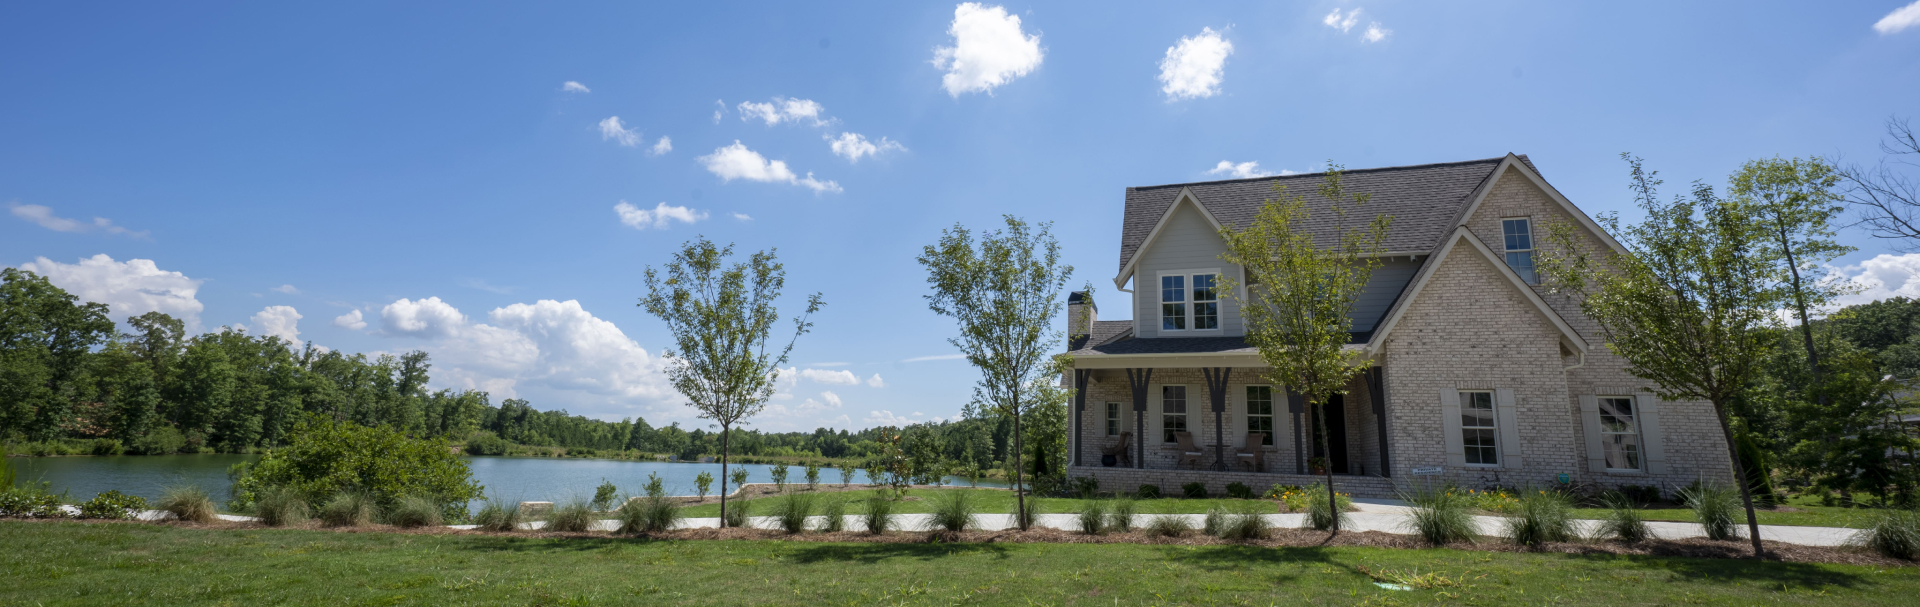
1503, 489, 1576, 546
1679, 483, 1741, 541
1855, 509, 1920, 561
545, 499, 595, 533
1203, 507, 1228, 537
928, 490, 976, 532
1403, 488, 1476, 546
616, 496, 681, 534
389, 494, 444, 528
254, 486, 310, 527
1304, 484, 1349, 531
1594, 491, 1651, 543
157, 485, 217, 523
773, 491, 816, 533
722, 499, 751, 529
820, 498, 846, 532
1107, 498, 1136, 533
1077, 500, 1108, 535
1146, 514, 1192, 538
472, 499, 522, 532
319, 491, 378, 527
1220, 505, 1272, 540
1015, 492, 1039, 529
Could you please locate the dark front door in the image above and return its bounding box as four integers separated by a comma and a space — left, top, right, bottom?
1312, 394, 1352, 474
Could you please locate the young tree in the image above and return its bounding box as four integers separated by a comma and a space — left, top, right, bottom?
917, 216, 1073, 529
640, 237, 822, 527
1538, 155, 1785, 558
1217, 165, 1389, 533
1729, 157, 1852, 402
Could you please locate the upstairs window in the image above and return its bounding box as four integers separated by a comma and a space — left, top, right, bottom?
1460, 390, 1499, 465
1193, 274, 1218, 329
1162, 386, 1188, 443
1159, 271, 1221, 331
1502, 218, 1537, 284
1246, 386, 1274, 445
1160, 275, 1186, 330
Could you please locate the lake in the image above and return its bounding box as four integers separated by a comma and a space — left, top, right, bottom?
10, 455, 1004, 507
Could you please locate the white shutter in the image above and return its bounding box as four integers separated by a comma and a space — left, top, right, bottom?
1578, 395, 1607, 473
1635, 392, 1668, 474
1493, 388, 1525, 469
1440, 388, 1465, 467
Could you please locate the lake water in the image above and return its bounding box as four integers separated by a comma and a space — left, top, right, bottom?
11, 455, 1004, 507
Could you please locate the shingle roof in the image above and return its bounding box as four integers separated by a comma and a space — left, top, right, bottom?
1066, 331, 1370, 357
1068, 320, 1134, 351
1117, 155, 1534, 274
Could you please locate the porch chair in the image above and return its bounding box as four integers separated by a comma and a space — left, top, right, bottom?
1101, 432, 1133, 468
1234, 433, 1267, 472
1174, 432, 1205, 470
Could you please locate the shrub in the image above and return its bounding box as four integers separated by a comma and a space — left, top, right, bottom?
773, 491, 816, 533
1263, 484, 1303, 499
1854, 509, 1920, 561
1616, 484, 1662, 505
1225, 482, 1253, 500
1077, 500, 1108, 534
1108, 497, 1137, 533
319, 491, 378, 527
1402, 488, 1475, 545
1146, 514, 1192, 537
722, 499, 750, 529
1015, 492, 1039, 528
1220, 505, 1271, 540
89, 438, 124, 456
1679, 483, 1741, 541
78, 490, 147, 520
1137, 484, 1161, 499
730, 468, 750, 492
546, 499, 595, 533
1595, 491, 1650, 543
1305, 484, 1349, 531
805, 461, 821, 490
1, 484, 67, 518
1203, 507, 1227, 537
592, 479, 619, 511
616, 496, 681, 534
229, 416, 481, 522
1182, 482, 1209, 499
129, 425, 186, 455
157, 485, 217, 523
254, 486, 310, 527
861, 495, 894, 534
1503, 489, 1575, 546
695, 471, 714, 499
820, 498, 846, 532
472, 499, 522, 532
1282, 483, 1354, 515
1072, 475, 1099, 499
463, 431, 510, 456
838, 463, 856, 487
389, 494, 444, 528
928, 490, 977, 532
643, 473, 666, 499
770, 463, 789, 491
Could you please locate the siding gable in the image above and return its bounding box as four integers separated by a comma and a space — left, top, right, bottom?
1132, 199, 1241, 338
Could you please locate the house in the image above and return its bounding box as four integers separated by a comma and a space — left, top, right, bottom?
1064, 154, 1733, 498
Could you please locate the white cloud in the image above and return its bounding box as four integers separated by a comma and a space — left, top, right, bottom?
271, 284, 299, 295
376, 297, 674, 404
19, 254, 204, 330
562, 81, 591, 93
737, 97, 829, 126
614, 201, 708, 230
865, 410, 913, 426
334, 309, 368, 330
247, 306, 303, 344
866, 374, 886, 388
381, 297, 468, 338
1362, 23, 1391, 43
9, 203, 148, 238
647, 136, 672, 156
731, 212, 753, 221
1207, 160, 1273, 179
697, 141, 842, 193
598, 116, 641, 147
1159, 27, 1233, 100
712, 99, 726, 124
810, 362, 850, 367
798, 368, 861, 385
1878, 1, 1920, 34
932, 3, 1044, 97
826, 132, 907, 163
1830, 254, 1920, 308
903, 353, 967, 362
1324, 8, 1362, 33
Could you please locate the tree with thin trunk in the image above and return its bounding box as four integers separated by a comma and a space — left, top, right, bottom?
1729, 157, 1854, 409
640, 237, 822, 527
918, 216, 1073, 530
1538, 154, 1786, 559
1217, 165, 1389, 533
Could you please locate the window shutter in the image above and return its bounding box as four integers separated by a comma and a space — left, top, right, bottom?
1635, 392, 1668, 474
1493, 388, 1525, 469
1578, 395, 1607, 473
1440, 388, 1465, 467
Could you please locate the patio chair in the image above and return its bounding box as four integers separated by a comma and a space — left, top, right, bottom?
1234, 433, 1267, 472
1101, 432, 1133, 467
1174, 432, 1205, 469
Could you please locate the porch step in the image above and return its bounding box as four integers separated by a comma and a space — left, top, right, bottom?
1067, 466, 1402, 499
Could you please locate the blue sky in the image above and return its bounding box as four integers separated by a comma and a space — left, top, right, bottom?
5, 2, 1919, 432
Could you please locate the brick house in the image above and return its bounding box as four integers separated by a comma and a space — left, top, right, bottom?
1064, 154, 1733, 498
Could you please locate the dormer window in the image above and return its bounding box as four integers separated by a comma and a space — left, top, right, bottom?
1159, 270, 1220, 331
1502, 218, 1537, 284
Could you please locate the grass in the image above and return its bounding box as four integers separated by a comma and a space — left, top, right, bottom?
1681, 484, 1743, 541
1567, 493, 1875, 529
1404, 488, 1477, 545
155, 485, 217, 523
772, 492, 815, 534
252, 487, 309, 527
1504, 489, 1577, 546
546, 500, 595, 533
927, 490, 977, 532
6, 521, 1920, 605
318, 492, 378, 528
678, 488, 1275, 518
861, 496, 894, 534
471, 499, 522, 532
1855, 510, 1920, 561
1595, 491, 1652, 543
616, 496, 681, 534
388, 495, 444, 528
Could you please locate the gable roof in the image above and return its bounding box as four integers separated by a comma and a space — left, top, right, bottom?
1449, 154, 1629, 256
1116, 156, 1534, 283
1363, 226, 1589, 357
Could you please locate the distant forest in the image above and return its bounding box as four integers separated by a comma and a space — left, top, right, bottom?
1, 268, 1038, 468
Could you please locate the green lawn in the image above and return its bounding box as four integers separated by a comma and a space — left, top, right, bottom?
682, 488, 1282, 518
5, 520, 1916, 606
1568, 495, 1882, 529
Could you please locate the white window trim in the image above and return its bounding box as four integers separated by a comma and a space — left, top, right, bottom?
1501, 216, 1537, 284
1460, 390, 1500, 468
1244, 384, 1276, 447
1598, 395, 1644, 472
1155, 268, 1224, 334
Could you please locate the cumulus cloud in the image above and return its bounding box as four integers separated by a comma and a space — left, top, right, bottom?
798, 368, 861, 385
932, 3, 1044, 97
245, 306, 303, 344
271, 284, 299, 295
697, 141, 842, 193
864, 410, 914, 426
1878, 1, 1920, 34
334, 309, 368, 330
614, 201, 708, 230
737, 97, 829, 126
826, 132, 907, 163
9, 203, 148, 238
1159, 27, 1232, 100
562, 81, 591, 93
648, 136, 672, 156
1324, 8, 1362, 33
866, 374, 886, 388
381, 297, 468, 338
1206, 160, 1279, 179
1362, 23, 1392, 43
19, 254, 204, 329
1829, 254, 1920, 308
375, 297, 674, 404
598, 116, 641, 146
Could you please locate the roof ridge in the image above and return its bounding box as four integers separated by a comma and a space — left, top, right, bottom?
1127, 156, 1511, 191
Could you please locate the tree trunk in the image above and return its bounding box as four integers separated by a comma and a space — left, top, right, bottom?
1777, 222, 1827, 408
1013, 396, 1027, 530
1318, 397, 1338, 533
1714, 403, 1764, 559
719, 422, 731, 528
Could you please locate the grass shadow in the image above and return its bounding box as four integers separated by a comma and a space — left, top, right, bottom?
782, 541, 1012, 564
1559, 550, 1878, 590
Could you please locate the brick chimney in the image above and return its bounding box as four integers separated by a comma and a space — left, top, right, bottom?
1067, 291, 1096, 350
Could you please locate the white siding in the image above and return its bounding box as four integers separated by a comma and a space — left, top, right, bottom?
1132, 201, 1244, 338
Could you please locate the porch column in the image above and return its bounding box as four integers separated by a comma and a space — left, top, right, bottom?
1201, 367, 1231, 471
1367, 366, 1391, 478
1126, 368, 1152, 470
1072, 369, 1090, 467
1287, 388, 1307, 475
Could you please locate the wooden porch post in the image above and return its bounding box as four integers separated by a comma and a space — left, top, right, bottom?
1367, 366, 1391, 478
1287, 388, 1307, 475
1126, 368, 1152, 469
1072, 369, 1090, 467
1202, 367, 1231, 471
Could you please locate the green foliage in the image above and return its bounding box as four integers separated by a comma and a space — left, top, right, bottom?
253, 486, 309, 527
318, 491, 378, 527
1071, 475, 1098, 499
1681, 483, 1742, 541
389, 495, 444, 528
464, 431, 510, 456
694, 471, 713, 499
730, 468, 749, 492
1076, 500, 1107, 534
927, 489, 976, 532
78, 490, 147, 520
1146, 514, 1192, 537
1596, 491, 1651, 543
1136, 484, 1161, 499
593, 478, 619, 511
471, 499, 521, 532
545, 500, 594, 533
643, 473, 665, 499
722, 498, 750, 529
772, 491, 815, 533
0, 268, 115, 441
129, 426, 186, 455
1403, 488, 1476, 545
1855, 509, 1920, 561
837, 463, 855, 487
0, 456, 13, 488
770, 463, 789, 490
1181, 482, 1208, 499
615, 495, 681, 534
1305, 483, 1349, 531
1224, 482, 1253, 500
0, 485, 64, 518
1015, 491, 1039, 529
804, 460, 821, 490
157, 485, 216, 523
820, 498, 845, 532
1108, 497, 1136, 533
1202, 507, 1226, 537
1218, 504, 1272, 540
1503, 489, 1576, 547
229, 416, 481, 520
